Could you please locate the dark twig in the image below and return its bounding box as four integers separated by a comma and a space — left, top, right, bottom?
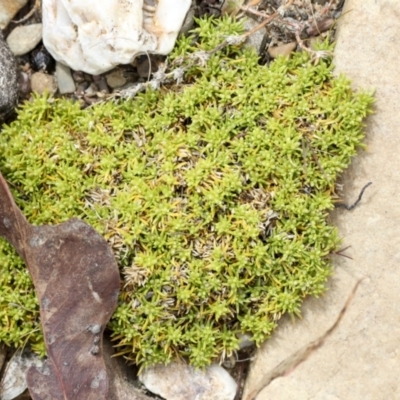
13, 0, 41, 24
335, 182, 372, 210
331, 245, 353, 260
245, 278, 363, 400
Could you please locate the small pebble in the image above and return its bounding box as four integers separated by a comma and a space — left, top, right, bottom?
84, 83, 99, 96
136, 56, 158, 79
6, 24, 43, 56
18, 71, 31, 98
55, 62, 76, 94
76, 81, 90, 95
30, 72, 57, 95
106, 68, 127, 89
72, 71, 85, 83
95, 77, 110, 93
268, 42, 297, 58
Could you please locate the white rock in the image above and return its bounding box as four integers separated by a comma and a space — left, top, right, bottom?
0, 0, 28, 29
139, 362, 237, 400
6, 23, 43, 56
42, 0, 192, 75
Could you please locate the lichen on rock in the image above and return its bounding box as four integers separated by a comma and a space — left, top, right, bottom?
0, 31, 18, 122
0, 17, 373, 369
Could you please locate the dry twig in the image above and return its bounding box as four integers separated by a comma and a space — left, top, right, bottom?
13, 0, 41, 24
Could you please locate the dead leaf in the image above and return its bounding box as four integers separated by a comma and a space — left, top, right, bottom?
0, 171, 120, 400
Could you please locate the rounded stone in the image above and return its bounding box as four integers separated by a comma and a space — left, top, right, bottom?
30, 72, 57, 95
6, 24, 43, 56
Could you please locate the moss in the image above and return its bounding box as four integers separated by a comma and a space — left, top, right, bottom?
0, 17, 373, 368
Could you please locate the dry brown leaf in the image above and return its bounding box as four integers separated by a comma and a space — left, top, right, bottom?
0, 171, 120, 400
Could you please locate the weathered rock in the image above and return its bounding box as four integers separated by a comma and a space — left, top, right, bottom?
30, 72, 57, 95
243, 17, 267, 54
103, 339, 152, 400
139, 362, 237, 400
243, 1, 400, 399
55, 61, 76, 94
0, 0, 28, 29
6, 24, 43, 56
0, 349, 43, 400
267, 42, 297, 58
179, 0, 196, 35
42, 0, 192, 75
0, 30, 17, 121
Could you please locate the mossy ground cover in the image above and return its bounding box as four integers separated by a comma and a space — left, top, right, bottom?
0, 18, 373, 368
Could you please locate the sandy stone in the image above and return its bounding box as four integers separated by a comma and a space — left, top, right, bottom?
6, 24, 42, 56
0, 0, 27, 29
267, 42, 297, 58
140, 362, 237, 400
31, 72, 57, 95
243, 1, 400, 399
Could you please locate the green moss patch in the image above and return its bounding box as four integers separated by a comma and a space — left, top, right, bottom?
0, 18, 373, 368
